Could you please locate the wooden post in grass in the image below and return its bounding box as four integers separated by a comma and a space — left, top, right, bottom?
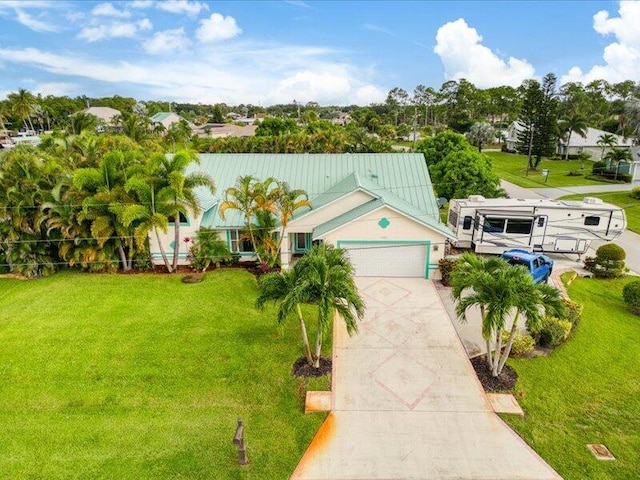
232, 418, 248, 465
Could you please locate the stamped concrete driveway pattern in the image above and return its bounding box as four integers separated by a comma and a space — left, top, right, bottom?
291, 277, 560, 480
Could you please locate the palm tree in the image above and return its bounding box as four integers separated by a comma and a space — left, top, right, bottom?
624, 97, 640, 138
8, 88, 37, 133
559, 113, 588, 160
272, 182, 310, 267
294, 244, 365, 368
256, 267, 314, 365
597, 133, 617, 160
157, 150, 215, 270
466, 122, 495, 152
451, 252, 509, 370
219, 175, 277, 264
604, 148, 633, 181
68, 112, 98, 135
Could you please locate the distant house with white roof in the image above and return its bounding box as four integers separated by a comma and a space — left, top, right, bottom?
81, 106, 121, 125
505, 122, 634, 160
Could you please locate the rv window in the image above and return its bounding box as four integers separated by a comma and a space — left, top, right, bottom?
484, 218, 505, 233
463, 216, 473, 230
506, 219, 533, 235
538, 217, 545, 227
449, 210, 459, 227
584, 216, 600, 226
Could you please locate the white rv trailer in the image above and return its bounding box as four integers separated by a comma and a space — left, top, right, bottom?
447, 195, 626, 255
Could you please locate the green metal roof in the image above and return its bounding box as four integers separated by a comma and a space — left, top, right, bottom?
189, 153, 450, 235
150, 112, 174, 123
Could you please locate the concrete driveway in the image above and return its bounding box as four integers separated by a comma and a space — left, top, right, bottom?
291, 277, 560, 480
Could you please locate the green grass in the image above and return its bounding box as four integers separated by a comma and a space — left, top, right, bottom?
0, 270, 329, 479
485, 151, 611, 188
559, 191, 640, 235
504, 276, 640, 479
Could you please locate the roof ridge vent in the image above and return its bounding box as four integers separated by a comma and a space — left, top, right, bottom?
583, 196, 603, 205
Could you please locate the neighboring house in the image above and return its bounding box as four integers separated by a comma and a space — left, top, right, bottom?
193, 123, 257, 138
505, 121, 634, 160
81, 106, 122, 125
149, 112, 185, 131
630, 146, 640, 184
557, 127, 634, 160
151, 153, 455, 279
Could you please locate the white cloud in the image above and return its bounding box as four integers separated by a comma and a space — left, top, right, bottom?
157, 0, 208, 16
92, 2, 131, 18
433, 18, 535, 88
284, 0, 312, 8
129, 0, 154, 8
32, 81, 80, 96
562, 2, 640, 85
13, 8, 60, 32
143, 28, 191, 55
78, 19, 152, 42
196, 13, 242, 43
0, 43, 386, 105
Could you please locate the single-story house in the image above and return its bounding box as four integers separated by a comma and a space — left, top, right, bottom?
193, 123, 258, 138
80, 106, 122, 125
505, 122, 634, 160
149, 112, 186, 131
151, 153, 455, 279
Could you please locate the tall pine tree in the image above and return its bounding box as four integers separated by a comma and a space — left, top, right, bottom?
516, 74, 559, 169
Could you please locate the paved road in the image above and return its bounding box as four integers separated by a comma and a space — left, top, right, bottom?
501, 180, 640, 275
291, 278, 560, 480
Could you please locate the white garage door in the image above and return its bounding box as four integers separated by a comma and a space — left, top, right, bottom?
342, 243, 427, 278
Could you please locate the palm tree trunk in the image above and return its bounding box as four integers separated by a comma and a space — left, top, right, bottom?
118, 245, 130, 271
496, 313, 521, 375
564, 128, 572, 160
154, 227, 173, 272
296, 304, 314, 365
245, 213, 262, 264
313, 329, 323, 369
172, 219, 180, 271
491, 333, 503, 377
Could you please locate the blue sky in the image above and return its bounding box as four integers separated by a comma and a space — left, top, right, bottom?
0, 0, 638, 105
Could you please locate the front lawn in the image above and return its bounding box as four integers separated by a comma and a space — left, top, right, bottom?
485, 151, 611, 188
560, 191, 640, 234
505, 276, 640, 479
0, 270, 328, 479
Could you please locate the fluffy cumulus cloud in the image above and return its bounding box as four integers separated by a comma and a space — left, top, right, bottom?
129, 0, 154, 8
92, 3, 131, 18
78, 19, 152, 42
196, 13, 242, 43
562, 2, 640, 84
0, 43, 386, 106
157, 0, 208, 17
433, 18, 534, 88
143, 28, 191, 55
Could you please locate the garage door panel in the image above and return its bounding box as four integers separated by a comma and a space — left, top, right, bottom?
342, 243, 427, 278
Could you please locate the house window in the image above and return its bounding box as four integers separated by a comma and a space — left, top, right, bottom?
462, 216, 473, 230
294, 233, 312, 253
584, 216, 600, 226
506, 219, 533, 235
168, 212, 189, 225
229, 229, 253, 253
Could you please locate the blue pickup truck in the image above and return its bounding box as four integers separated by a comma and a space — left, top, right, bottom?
500, 249, 554, 284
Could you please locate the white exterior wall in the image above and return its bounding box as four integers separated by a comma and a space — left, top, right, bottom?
321, 206, 447, 279
149, 210, 207, 266
287, 190, 374, 233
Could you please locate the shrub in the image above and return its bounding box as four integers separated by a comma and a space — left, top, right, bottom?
438, 257, 459, 286
187, 228, 236, 272
566, 171, 583, 177
501, 331, 535, 357
537, 317, 572, 348
592, 160, 606, 175
561, 299, 583, 325
630, 187, 640, 200
622, 280, 640, 315
584, 243, 627, 278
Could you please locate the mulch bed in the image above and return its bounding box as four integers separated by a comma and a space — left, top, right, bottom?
471, 355, 518, 392
291, 356, 332, 378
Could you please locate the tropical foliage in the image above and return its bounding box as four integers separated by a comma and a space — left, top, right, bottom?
257, 244, 365, 369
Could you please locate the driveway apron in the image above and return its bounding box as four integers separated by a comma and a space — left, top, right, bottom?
291, 277, 560, 480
